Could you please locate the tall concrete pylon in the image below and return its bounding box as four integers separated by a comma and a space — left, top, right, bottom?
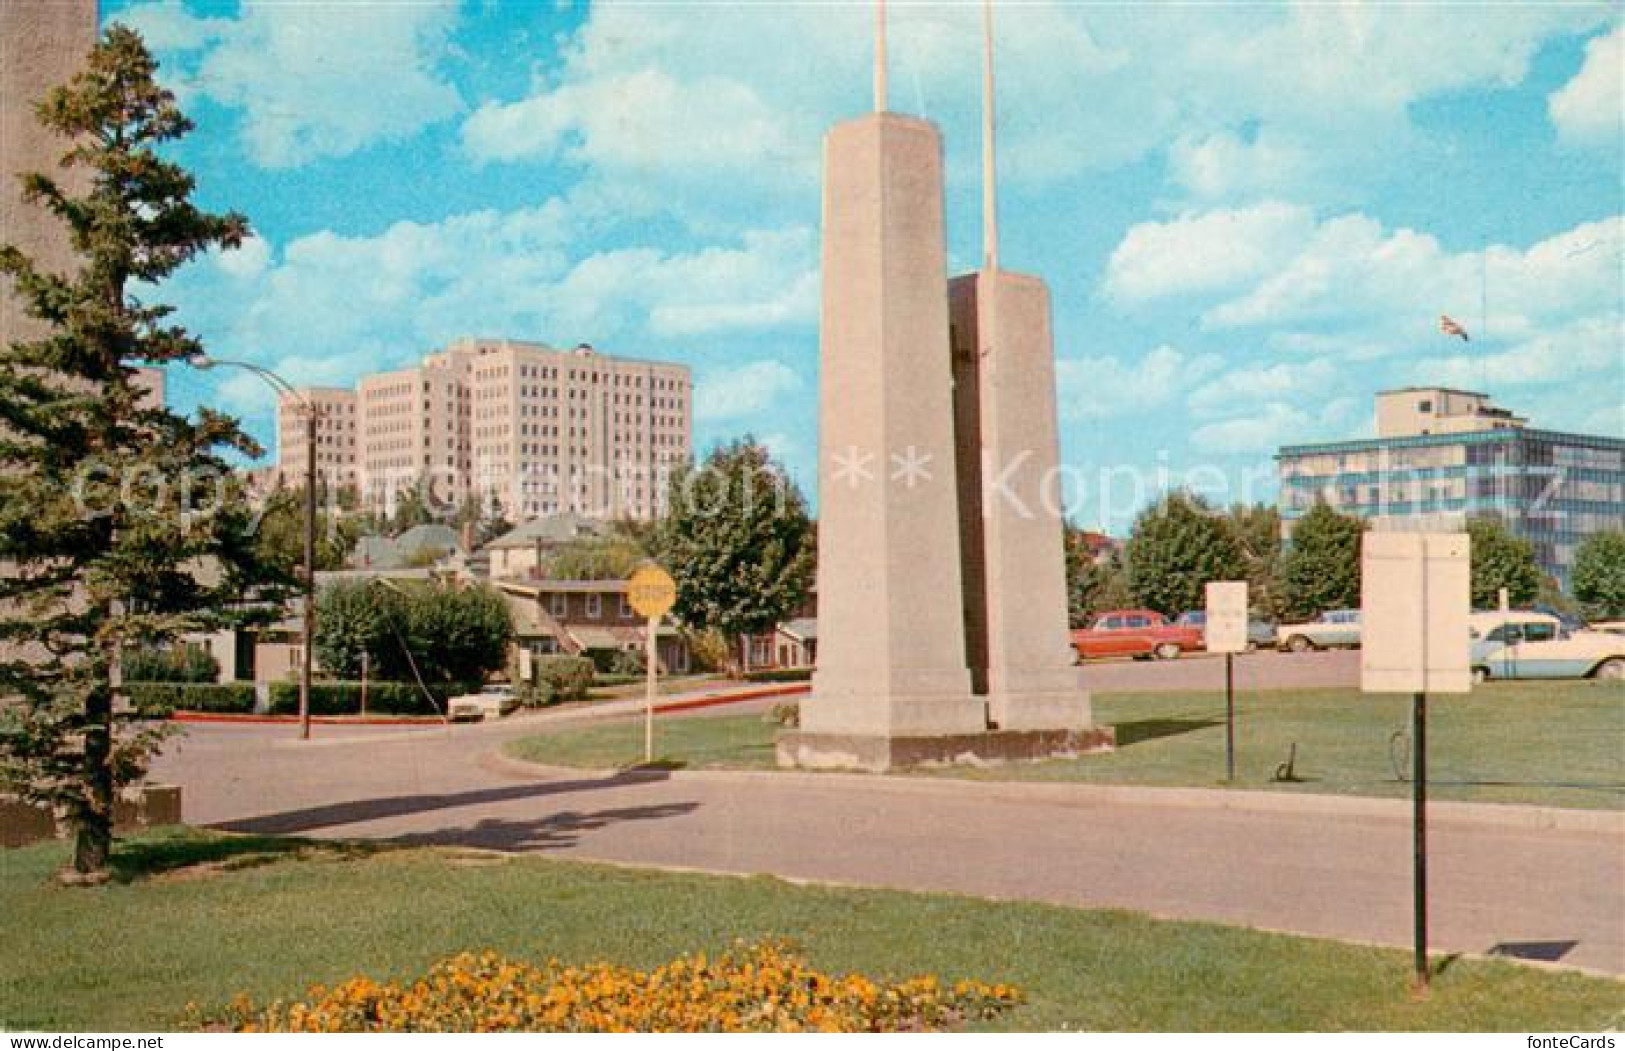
796, 3, 984, 749
1, 0, 98, 347
949, 0, 1091, 731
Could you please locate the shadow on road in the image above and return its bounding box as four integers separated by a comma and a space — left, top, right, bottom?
383, 801, 701, 852
211, 769, 675, 836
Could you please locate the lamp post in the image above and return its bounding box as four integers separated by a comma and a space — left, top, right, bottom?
189, 355, 319, 741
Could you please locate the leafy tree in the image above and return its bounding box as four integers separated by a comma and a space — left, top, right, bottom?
389, 480, 436, 533
1062, 523, 1132, 627
1278, 502, 1365, 620
1571, 529, 1625, 619
653, 438, 815, 668
254, 486, 359, 572
1466, 516, 1540, 610
312, 580, 394, 679
394, 583, 512, 688
1225, 502, 1283, 618
315, 581, 511, 688
0, 27, 287, 880
1123, 492, 1246, 618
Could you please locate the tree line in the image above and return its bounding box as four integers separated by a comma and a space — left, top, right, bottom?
1065, 492, 1623, 626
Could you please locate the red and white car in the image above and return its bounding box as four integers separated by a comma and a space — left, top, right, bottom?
1071, 609, 1203, 661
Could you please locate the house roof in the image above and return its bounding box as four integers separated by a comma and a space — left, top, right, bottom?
484, 513, 608, 551
778, 617, 818, 642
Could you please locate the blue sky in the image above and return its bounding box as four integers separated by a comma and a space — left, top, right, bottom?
106, 1, 1624, 532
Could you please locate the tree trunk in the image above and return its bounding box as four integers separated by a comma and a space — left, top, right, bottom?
68, 681, 115, 882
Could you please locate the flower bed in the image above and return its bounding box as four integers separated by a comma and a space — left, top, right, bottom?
204, 942, 1020, 1033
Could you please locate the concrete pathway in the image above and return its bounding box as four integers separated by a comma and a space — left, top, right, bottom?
150, 679, 1624, 977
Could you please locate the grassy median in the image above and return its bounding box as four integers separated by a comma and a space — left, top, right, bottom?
504, 682, 1625, 810
1, 828, 1620, 1031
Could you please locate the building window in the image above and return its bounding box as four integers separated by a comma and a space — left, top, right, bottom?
620, 596, 634, 619
586, 593, 602, 618
1418, 400, 1432, 412
549, 593, 567, 618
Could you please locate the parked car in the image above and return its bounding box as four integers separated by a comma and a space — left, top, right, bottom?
1276, 609, 1361, 652
1072, 609, 1203, 661
1588, 620, 1625, 637
448, 684, 519, 722
1469, 611, 1625, 683
1175, 610, 1277, 651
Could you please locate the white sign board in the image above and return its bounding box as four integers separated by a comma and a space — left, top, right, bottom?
1204, 581, 1250, 654
1361, 532, 1471, 695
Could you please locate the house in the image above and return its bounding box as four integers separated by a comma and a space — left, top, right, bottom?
749, 618, 817, 670
484, 513, 609, 580
497, 579, 689, 676
351, 523, 465, 571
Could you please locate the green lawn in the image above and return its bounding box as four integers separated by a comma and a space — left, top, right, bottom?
1, 829, 1620, 1031
505, 682, 1625, 810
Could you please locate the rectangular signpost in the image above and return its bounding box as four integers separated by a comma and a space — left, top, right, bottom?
1361, 531, 1470, 992
1205, 581, 1249, 782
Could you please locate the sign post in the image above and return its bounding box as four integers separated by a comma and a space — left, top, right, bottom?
1205, 581, 1249, 782
1361, 532, 1470, 993
627, 564, 678, 765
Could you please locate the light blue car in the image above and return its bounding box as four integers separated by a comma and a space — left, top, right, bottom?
1469, 612, 1625, 683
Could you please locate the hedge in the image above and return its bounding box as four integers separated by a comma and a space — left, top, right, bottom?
268, 681, 454, 718
126, 682, 258, 718
743, 667, 813, 683
521, 656, 595, 707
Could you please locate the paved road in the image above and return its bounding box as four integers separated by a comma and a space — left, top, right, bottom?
150, 674, 1624, 977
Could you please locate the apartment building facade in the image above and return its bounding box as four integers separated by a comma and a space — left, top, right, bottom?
278, 338, 691, 521
275, 387, 359, 494
1278, 388, 1625, 588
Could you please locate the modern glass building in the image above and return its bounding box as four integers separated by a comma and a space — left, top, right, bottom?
1277, 388, 1625, 589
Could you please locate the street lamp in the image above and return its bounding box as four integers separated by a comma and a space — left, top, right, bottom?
189, 354, 320, 741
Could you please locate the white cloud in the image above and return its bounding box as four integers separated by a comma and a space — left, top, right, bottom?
696, 360, 805, 423
1166, 129, 1317, 202
1057, 345, 1223, 420
158, 201, 816, 426
120, 1, 464, 168
1103, 202, 1314, 305
456, 4, 1612, 223
1549, 25, 1624, 149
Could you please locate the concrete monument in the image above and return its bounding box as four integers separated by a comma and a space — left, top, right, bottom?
781, 1, 1108, 770
949, 0, 1091, 731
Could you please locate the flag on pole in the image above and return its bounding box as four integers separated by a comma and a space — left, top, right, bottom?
1439, 314, 1470, 341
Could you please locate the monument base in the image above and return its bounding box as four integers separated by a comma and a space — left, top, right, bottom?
776, 726, 1115, 773
986, 667, 1092, 731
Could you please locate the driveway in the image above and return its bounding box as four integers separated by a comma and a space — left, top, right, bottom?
149, 684, 1624, 977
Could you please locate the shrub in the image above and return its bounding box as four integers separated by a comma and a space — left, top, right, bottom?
126, 682, 257, 718
766, 702, 800, 728
203, 942, 1021, 1033
124, 645, 220, 684
744, 667, 812, 684
528, 656, 595, 707
267, 682, 450, 719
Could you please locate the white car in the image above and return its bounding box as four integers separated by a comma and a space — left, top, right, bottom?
1588, 620, 1625, 637
1469, 611, 1625, 683
1276, 609, 1362, 652
447, 684, 519, 722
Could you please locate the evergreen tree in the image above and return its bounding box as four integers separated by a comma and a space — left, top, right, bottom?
1466, 516, 1541, 610
0, 27, 286, 880
1123, 492, 1246, 618
1570, 529, 1625, 619
1278, 502, 1364, 620
1225, 502, 1284, 618
653, 438, 814, 667
1062, 523, 1132, 627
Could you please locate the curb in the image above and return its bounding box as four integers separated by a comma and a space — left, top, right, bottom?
493, 753, 1624, 836
173, 711, 444, 727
